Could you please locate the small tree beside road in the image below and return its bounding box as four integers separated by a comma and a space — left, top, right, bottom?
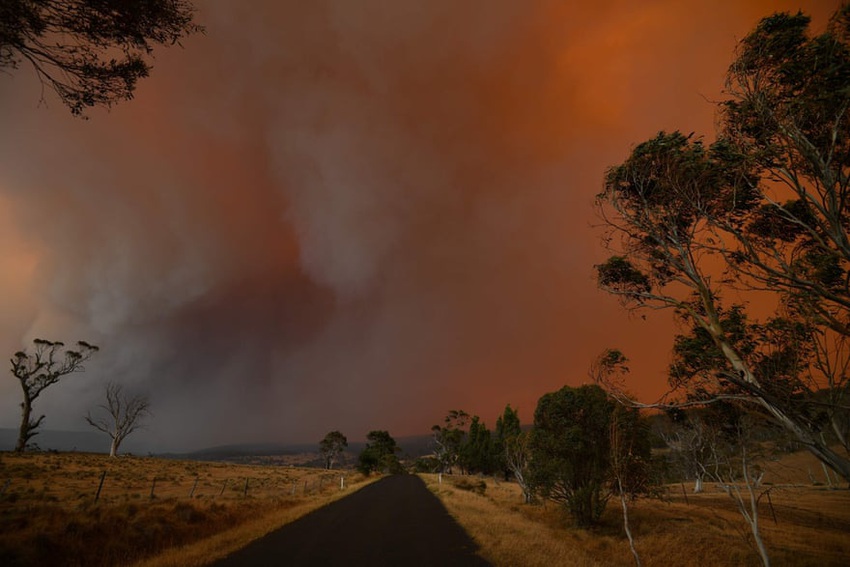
358, 430, 403, 475
319, 430, 348, 470
529, 384, 614, 527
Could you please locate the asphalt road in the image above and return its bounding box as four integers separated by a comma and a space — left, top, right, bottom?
212, 474, 491, 566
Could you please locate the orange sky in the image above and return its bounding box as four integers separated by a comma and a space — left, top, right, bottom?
0, 0, 839, 451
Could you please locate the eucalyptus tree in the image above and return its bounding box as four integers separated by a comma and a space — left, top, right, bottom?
10, 339, 99, 452
319, 430, 348, 470
431, 409, 469, 474
595, 6, 850, 481
0, 0, 202, 115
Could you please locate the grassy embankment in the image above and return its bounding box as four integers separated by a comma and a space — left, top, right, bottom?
0, 452, 374, 567
424, 449, 850, 566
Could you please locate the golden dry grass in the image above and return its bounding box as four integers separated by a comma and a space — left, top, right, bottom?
0, 452, 374, 567
423, 449, 850, 567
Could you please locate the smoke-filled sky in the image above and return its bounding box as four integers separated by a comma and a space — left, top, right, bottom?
0, 0, 838, 452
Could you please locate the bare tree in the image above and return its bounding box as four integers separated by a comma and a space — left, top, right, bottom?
85, 382, 151, 457
10, 339, 98, 452
664, 416, 712, 493
699, 412, 773, 567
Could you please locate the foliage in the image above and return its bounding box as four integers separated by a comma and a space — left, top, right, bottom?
0, 0, 203, 115
431, 410, 469, 474
318, 430, 348, 470
85, 382, 151, 457
494, 404, 523, 480
595, 4, 850, 482
461, 415, 494, 475
357, 430, 403, 475
528, 384, 654, 527
10, 339, 99, 452
529, 385, 614, 527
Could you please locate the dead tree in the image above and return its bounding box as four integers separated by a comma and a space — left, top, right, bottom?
11, 339, 98, 452
85, 382, 151, 457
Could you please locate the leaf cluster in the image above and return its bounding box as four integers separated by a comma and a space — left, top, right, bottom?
0, 0, 203, 115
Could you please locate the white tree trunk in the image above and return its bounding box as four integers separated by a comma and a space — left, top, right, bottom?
618, 479, 641, 567
693, 476, 703, 494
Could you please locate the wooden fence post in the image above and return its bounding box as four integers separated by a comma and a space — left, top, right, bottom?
189, 477, 198, 498
94, 470, 107, 503
243, 477, 249, 497
150, 478, 157, 500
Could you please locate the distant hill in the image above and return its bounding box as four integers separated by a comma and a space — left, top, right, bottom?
172, 433, 437, 463
171, 442, 317, 461
0, 428, 106, 453
0, 428, 439, 462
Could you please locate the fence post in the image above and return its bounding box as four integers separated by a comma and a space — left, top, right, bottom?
340, 475, 345, 490
150, 477, 157, 500
243, 477, 249, 497
219, 479, 228, 497
189, 477, 198, 498
94, 470, 107, 503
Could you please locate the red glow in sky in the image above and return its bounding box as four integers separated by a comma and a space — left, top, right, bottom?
0, 0, 838, 451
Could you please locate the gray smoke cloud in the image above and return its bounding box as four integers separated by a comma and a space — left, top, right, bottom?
0, 0, 836, 451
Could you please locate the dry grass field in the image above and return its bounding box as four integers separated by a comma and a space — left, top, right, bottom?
3, 448, 848, 567
423, 449, 850, 566
0, 452, 373, 567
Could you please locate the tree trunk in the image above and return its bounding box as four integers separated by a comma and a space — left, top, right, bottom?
618, 479, 641, 567
693, 476, 703, 493
717, 337, 850, 482
15, 398, 33, 453
759, 397, 850, 482
744, 468, 770, 567
109, 437, 118, 457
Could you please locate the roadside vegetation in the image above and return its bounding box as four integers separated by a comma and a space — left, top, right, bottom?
423, 446, 850, 566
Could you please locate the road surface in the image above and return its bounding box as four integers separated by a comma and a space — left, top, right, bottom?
213, 474, 491, 566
